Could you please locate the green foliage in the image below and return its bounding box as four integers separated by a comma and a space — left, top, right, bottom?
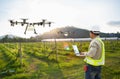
0, 40, 120, 79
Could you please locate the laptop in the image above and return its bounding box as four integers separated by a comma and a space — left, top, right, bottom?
72, 45, 85, 56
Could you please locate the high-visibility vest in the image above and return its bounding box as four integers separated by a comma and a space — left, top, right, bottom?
84, 38, 105, 66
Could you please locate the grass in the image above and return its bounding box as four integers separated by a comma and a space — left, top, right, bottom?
0, 40, 120, 79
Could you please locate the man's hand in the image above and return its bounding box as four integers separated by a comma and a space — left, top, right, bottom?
81, 52, 87, 55
79, 52, 87, 57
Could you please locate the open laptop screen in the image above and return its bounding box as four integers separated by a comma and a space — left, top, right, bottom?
72, 45, 80, 56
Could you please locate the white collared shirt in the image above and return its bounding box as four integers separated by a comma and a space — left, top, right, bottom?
85, 36, 102, 59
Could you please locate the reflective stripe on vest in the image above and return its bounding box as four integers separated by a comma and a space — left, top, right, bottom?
84, 38, 105, 66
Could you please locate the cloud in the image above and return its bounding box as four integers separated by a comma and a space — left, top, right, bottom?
108, 21, 120, 26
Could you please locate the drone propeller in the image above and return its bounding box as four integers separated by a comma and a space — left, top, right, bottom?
9, 20, 13, 23
21, 18, 28, 23
9, 20, 14, 26
47, 22, 54, 27
42, 19, 47, 22
42, 19, 46, 27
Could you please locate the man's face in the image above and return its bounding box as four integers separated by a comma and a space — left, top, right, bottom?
89, 32, 93, 39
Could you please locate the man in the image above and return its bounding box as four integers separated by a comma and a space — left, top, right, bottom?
81, 26, 105, 79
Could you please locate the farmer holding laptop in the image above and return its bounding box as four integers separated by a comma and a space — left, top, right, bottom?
81, 26, 105, 79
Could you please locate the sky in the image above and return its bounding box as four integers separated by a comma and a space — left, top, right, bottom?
0, 0, 120, 38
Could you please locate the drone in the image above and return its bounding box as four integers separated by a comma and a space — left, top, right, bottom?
9, 18, 53, 34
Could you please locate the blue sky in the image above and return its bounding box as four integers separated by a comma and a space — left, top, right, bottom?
0, 0, 120, 37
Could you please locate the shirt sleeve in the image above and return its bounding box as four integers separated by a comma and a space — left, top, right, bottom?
86, 41, 98, 57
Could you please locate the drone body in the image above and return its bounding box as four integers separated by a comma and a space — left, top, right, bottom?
9, 19, 53, 34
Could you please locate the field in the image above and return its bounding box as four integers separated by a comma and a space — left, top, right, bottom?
0, 40, 120, 79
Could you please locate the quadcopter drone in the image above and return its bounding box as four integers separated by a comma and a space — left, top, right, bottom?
9, 18, 53, 34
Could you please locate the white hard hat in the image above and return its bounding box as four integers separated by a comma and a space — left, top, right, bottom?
90, 25, 100, 34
